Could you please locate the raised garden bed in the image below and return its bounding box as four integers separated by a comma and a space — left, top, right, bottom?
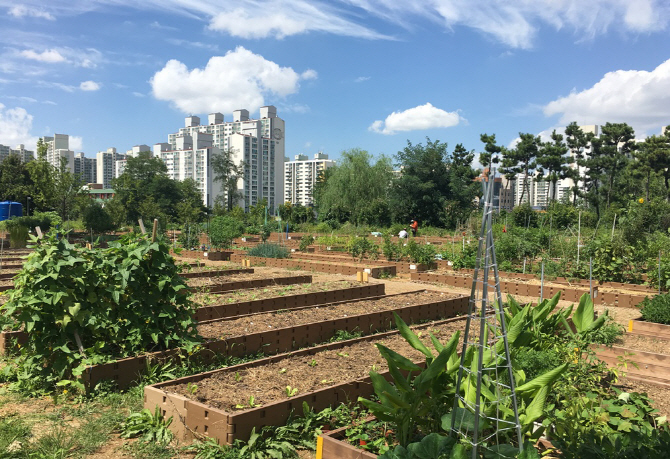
193, 282, 385, 321
627, 318, 670, 340
175, 250, 234, 261
189, 275, 312, 293
229, 254, 396, 278
181, 268, 254, 279
290, 252, 435, 274
144, 315, 467, 444
317, 425, 377, 459
593, 344, 670, 387
85, 292, 467, 390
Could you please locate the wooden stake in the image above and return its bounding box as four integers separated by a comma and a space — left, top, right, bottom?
138, 219, 146, 234
35, 226, 43, 239
151, 218, 158, 242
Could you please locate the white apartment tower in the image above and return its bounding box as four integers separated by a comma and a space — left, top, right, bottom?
96, 148, 126, 188
153, 132, 221, 207
284, 153, 335, 206
115, 145, 150, 178
41, 134, 75, 173
164, 106, 285, 211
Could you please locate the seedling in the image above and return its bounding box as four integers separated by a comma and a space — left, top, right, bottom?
321, 379, 333, 385
279, 368, 287, 374
285, 386, 298, 397
337, 352, 349, 358
235, 395, 259, 409
187, 382, 198, 395
234, 371, 242, 382
371, 364, 379, 372
308, 359, 318, 367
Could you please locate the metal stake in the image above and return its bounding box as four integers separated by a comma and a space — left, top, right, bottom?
540, 261, 545, 301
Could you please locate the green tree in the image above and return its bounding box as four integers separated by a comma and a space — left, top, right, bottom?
315, 149, 392, 226
209, 215, 244, 249
479, 133, 501, 170
633, 133, 670, 202
599, 122, 636, 209
536, 130, 570, 204
212, 148, 243, 211
565, 122, 595, 205
446, 143, 479, 227
511, 133, 540, 205
0, 154, 32, 205
83, 201, 115, 235
53, 157, 85, 222
390, 139, 452, 227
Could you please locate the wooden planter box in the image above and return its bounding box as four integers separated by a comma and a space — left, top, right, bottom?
89, 294, 467, 390
144, 314, 467, 445
628, 318, 670, 339
317, 424, 377, 459
176, 250, 234, 261
229, 255, 397, 278
0, 329, 26, 354
181, 268, 254, 279
191, 275, 312, 294
593, 344, 670, 387
193, 283, 386, 322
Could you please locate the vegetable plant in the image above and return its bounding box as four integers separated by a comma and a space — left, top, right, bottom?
639, 293, 670, 325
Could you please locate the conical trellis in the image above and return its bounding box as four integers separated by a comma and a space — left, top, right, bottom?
450, 171, 523, 458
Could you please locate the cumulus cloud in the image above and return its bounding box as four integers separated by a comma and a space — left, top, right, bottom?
20, 49, 66, 63
369, 103, 463, 135
543, 58, 670, 133
0, 104, 38, 148
69, 136, 83, 151
8, 5, 55, 20
80, 80, 101, 91
150, 46, 316, 114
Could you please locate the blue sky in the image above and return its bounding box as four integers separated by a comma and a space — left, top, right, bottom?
1, 0, 670, 165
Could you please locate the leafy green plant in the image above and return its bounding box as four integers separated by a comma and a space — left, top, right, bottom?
233, 427, 297, 459
285, 386, 298, 397
560, 293, 609, 342
451, 242, 477, 269
639, 293, 670, 325
209, 216, 244, 249
347, 236, 375, 261
0, 230, 200, 393
298, 234, 314, 252
247, 243, 289, 259
404, 240, 437, 265
120, 406, 174, 444
382, 232, 404, 262
259, 224, 273, 242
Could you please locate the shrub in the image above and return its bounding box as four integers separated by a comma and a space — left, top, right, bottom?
404, 240, 436, 265
259, 223, 273, 242
298, 235, 314, 252
209, 216, 244, 249
247, 243, 289, 259
640, 294, 670, 325
1, 230, 199, 393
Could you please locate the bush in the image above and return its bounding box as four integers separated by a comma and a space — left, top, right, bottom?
404, 240, 436, 265
640, 294, 670, 325
298, 235, 314, 252
247, 243, 289, 259
83, 202, 115, 234
209, 216, 244, 249
1, 231, 199, 393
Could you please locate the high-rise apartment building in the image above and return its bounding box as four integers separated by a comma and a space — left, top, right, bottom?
153, 132, 221, 207
73, 152, 97, 184
41, 134, 75, 173
163, 106, 285, 211
115, 145, 150, 178
284, 153, 335, 206
96, 148, 125, 188
0, 144, 34, 164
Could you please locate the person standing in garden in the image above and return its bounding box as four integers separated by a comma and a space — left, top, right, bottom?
410, 220, 418, 237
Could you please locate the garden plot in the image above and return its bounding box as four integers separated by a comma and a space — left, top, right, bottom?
187, 273, 312, 293
145, 316, 469, 444
196, 291, 460, 339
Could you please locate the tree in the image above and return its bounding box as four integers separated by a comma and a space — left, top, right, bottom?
53, 157, 85, 222
499, 146, 518, 210
511, 133, 540, 205
536, 130, 570, 204
390, 139, 452, 227
209, 216, 244, 249
315, 149, 392, 226
83, 201, 115, 235
0, 154, 32, 205
599, 122, 636, 209
212, 148, 243, 211
633, 133, 670, 202
564, 122, 595, 205
446, 143, 479, 226
479, 133, 501, 170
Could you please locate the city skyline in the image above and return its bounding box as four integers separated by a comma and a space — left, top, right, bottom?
1, 1, 669, 164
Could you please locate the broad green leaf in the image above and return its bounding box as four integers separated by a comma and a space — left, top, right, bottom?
516, 363, 567, 394
394, 312, 433, 359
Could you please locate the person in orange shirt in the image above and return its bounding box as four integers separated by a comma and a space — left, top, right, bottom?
410, 220, 418, 237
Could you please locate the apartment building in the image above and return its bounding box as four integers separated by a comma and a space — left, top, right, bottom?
284, 152, 335, 206
0, 144, 34, 164
40, 134, 75, 173
73, 152, 96, 184
153, 132, 221, 207
115, 145, 150, 178
163, 106, 285, 211
96, 147, 125, 188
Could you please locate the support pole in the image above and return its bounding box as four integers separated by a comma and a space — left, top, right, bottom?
540, 261, 545, 301
660, 251, 663, 295
577, 211, 582, 267
611, 214, 617, 241
589, 257, 593, 298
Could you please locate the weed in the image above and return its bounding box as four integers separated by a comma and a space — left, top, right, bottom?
187, 382, 198, 395
120, 405, 174, 444
308, 359, 318, 367
285, 386, 298, 397
279, 368, 287, 374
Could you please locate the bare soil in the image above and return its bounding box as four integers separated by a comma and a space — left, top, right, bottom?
614, 333, 670, 354
191, 280, 360, 307
172, 319, 467, 411
197, 291, 457, 339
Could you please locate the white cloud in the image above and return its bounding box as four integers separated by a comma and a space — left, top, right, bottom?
166, 38, 219, 51
150, 46, 315, 114
20, 49, 66, 63
207, 3, 391, 39
8, 5, 55, 20
354, 76, 371, 83
543, 58, 670, 133
369, 103, 463, 135
132, 92, 145, 97
0, 104, 38, 149
43, 100, 57, 105
301, 69, 318, 80
80, 80, 101, 91
150, 21, 178, 31
69, 136, 83, 151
